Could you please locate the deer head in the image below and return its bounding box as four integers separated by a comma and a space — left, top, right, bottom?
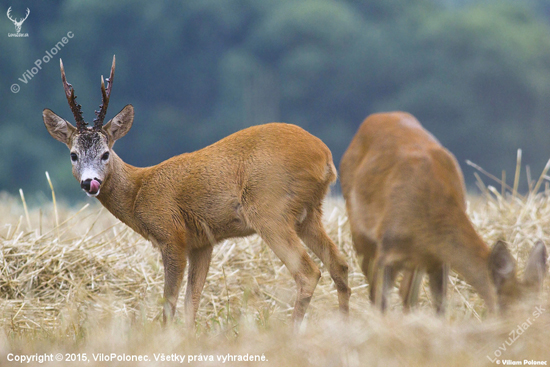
43, 56, 134, 197
7, 7, 30, 33
489, 240, 548, 312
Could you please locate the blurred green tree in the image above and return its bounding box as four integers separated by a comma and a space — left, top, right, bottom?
2, 0, 550, 201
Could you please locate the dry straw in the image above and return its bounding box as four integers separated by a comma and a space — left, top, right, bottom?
1, 160, 549, 366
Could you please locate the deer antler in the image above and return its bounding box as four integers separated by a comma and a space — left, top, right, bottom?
59, 59, 86, 131
93, 55, 116, 130
22, 8, 30, 22
6, 7, 30, 23
6, 7, 14, 22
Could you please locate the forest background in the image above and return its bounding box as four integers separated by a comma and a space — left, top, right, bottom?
2, 0, 550, 201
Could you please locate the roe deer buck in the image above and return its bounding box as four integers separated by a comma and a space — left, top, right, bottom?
42, 56, 350, 327
339, 111, 547, 314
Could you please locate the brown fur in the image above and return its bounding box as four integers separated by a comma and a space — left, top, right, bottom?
44, 106, 350, 328
339, 111, 547, 314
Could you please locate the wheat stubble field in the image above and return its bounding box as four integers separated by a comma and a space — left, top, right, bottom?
1, 173, 550, 366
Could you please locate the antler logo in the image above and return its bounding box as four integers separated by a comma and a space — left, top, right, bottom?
7, 7, 30, 37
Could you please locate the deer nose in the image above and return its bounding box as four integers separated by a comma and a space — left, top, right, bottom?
81, 179, 91, 192
81, 178, 102, 194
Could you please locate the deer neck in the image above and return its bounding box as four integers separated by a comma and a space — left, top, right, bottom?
448, 217, 497, 310
96, 151, 146, 234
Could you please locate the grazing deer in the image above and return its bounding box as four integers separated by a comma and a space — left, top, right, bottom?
339, 111, 547, 314
42, 56, 350, 327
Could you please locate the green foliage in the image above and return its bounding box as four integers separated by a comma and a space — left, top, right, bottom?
378, 2, 550, 179
2, 0, 550, 200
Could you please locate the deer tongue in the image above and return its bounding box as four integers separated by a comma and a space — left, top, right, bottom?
89, 179, 100, 194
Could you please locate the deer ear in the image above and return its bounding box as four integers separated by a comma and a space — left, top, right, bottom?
104, 104, 134, 142
43, 108, 76, 146
488, 240, 517, 291
523, 240, 548, 290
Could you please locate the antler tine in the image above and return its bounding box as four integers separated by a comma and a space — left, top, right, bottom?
59, 58, 86, 131
6, 7, 13, 22
93, 55, 116, 130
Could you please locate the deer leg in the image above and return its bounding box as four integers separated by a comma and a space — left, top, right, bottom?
260, 228, 321, 329
160, 243, 187, 324
373, 232, 413, 311
297, 211, 350, 315
348, 231, 378, 303
370, 259, 381, 307
428, 263, 449, 315
371, 251, 400, 312
400, 268, 424, 312
372, 261, 395, 312
184, 245, 213, 328
351, 231, 378, 287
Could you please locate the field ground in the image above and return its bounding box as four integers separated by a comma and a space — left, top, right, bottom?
1, 178, 550, 366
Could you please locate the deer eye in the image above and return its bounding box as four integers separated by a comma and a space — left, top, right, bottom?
70, 153, 78, 162
101, 152, 110, 161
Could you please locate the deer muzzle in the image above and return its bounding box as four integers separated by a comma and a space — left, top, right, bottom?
81, 178, 102, 197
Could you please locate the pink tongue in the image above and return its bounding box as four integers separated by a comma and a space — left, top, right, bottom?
90, 179, 100, 193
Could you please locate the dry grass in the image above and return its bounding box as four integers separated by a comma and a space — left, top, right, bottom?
1, 169, 550, 366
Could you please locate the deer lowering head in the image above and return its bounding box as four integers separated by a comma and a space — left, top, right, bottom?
43, 57, 350, 329
43, 56, 134, 197
340, 111, 548, 315
7, 7, 30, 33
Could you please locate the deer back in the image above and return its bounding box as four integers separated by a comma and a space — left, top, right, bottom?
101, 122, 336, 247
340, 112, 470, 252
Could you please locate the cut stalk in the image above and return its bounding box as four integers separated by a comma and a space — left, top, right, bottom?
45, 171, 59, 239
19, 189, 31, 231
513, 149, 521, 197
